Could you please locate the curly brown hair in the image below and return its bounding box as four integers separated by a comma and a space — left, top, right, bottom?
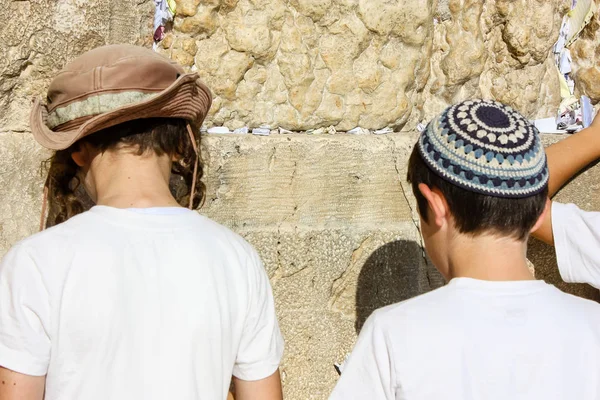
42, 118, 205, 228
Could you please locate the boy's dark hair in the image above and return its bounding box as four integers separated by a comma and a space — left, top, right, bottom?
407, 145, 547, 241
43, 118, 204, 227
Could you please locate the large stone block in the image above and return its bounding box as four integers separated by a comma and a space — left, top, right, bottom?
154, 0, 571, 130
1, 0, 587, 134
200, 134, 416, 229
0, 133, 50, 255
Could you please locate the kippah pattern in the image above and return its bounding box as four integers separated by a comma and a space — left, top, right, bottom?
417, 99, 548, 198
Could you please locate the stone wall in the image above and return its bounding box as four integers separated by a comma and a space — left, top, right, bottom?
160, 0, 574, 130
6, 0, 593, 133
2, 0, 600, 399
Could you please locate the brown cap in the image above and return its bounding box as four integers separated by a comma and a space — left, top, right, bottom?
30, 44, 212, 150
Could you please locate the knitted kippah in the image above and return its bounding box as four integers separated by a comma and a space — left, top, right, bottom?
417, 99, 548, 198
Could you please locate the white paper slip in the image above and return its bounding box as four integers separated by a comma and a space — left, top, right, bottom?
559, 49, 572, 74
252, 127, 270, 136
373, 127, 393, 135
207, 126, 231, 134
233, 127, 249, 134
581, 95, 594, 128
347, 127, 370, 135
534, 117, 568, 134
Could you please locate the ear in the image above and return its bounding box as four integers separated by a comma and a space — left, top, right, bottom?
417, 183, 448, 228
530, 197, 551, 233
71, 143, 90, 167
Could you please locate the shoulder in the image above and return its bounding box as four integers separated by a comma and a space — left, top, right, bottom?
546, 286, 600, 314
552, 201, 600, 220
540, 287, 600, 337
193, 214, 258, 256
6, 212, 91, 257
368, 285, 456, 331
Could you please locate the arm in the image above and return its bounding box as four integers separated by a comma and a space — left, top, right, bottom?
0, 367, 45, 400
0, 246, 51, 394
232, 246, 284, 397
233, 370, 282, 400
545, 121, 600, 197
532, 115, 600, 245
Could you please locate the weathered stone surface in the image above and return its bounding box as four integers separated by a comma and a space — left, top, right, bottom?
154, 0, 572, 130
200, 134, 414, 229
3, 0, 588, 134
424, 0, 566, 120
570, 11, 600, 102
0, 0, 153, 132
0, 133, 50, 254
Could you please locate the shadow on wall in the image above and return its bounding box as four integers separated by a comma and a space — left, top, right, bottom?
528, 238, 600, 302
355, 240, 445, 333
354, 238, 600, 335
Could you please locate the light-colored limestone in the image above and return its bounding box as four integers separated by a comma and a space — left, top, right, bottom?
0, 133, 50, 253
158, 0, 571, 129
2, 0, 584, 133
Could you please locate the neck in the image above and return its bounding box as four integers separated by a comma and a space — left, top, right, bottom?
447, 232, 534, 281
89, 151, 180, 209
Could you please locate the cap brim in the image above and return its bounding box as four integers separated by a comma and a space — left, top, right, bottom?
30, 73, 212, 150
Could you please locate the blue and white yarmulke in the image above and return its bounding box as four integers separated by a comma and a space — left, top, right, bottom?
417, 99, 548, 198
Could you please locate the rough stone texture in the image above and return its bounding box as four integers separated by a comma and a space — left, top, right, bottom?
0, 132, 50, 252
0, 0, 154, 133
156, 0, 572, 130
2, 133, 600, 398
570, 7, 600, 102
0, 0, 588, 133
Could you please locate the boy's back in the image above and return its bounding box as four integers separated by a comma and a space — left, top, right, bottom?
332, 278, 600, 400
0, 206, 283, 399
331, 99, 600, 399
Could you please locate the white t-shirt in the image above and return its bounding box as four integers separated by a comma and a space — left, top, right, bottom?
330, 278, 600, 400
552, 201, 600, 289
0, 206, 283, 400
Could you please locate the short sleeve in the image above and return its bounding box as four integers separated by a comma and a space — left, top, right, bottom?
330, 312, 395, 400
552, 202, 600, 289
0, 245, 51, 376
232, 248, 284, 381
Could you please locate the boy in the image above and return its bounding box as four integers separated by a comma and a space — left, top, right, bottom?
330, 99, 600, 399
0, 45, 283, 400
532, 113, 600, 288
